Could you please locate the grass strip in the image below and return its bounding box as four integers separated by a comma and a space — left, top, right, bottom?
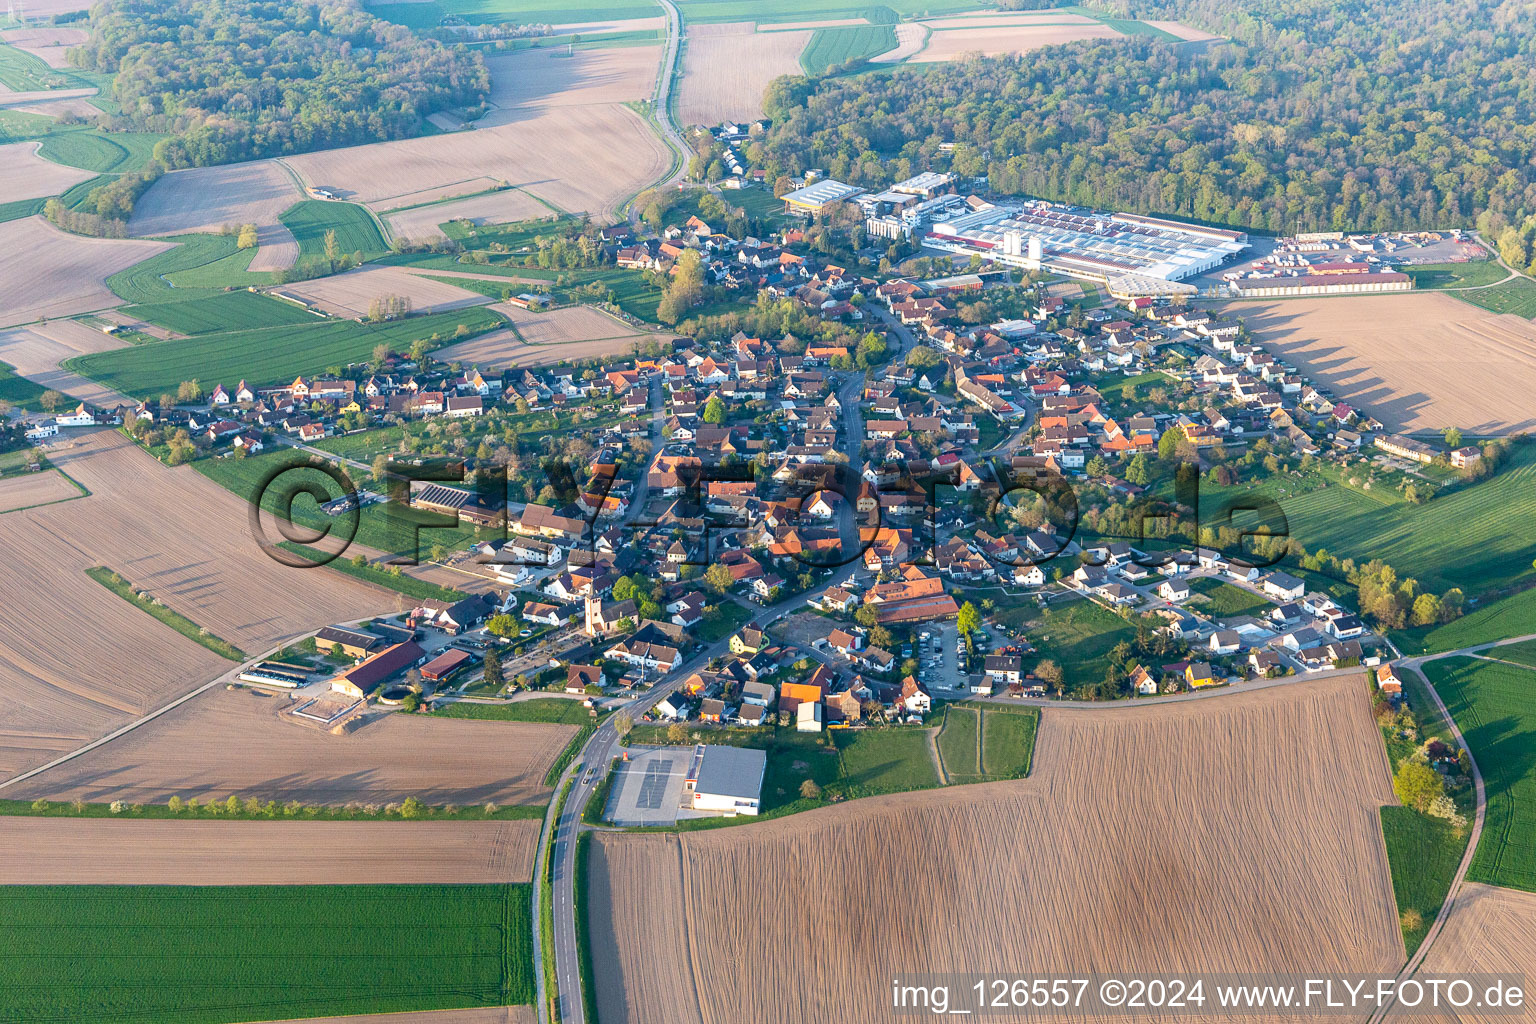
279, 541, 469, 602
85, 566, 246, 661
539, 779, 572, 1023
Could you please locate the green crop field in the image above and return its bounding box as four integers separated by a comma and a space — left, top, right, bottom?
195, 448, 488, 557
0, 883, 531, 1024
1025, 597, 1137, 690
127, 290, 318, 335
833, 726, 941, 798
0, 360, 49, 412
1404, 261, 1509, 290
1423, 657, 1536, 892
281, 200, 389, 260
162, 245, 272, 289
1396, 586, 1536, 655
1451, 276, 1536, 318
68, 306, 504, 399
372, 0, 658, 30
1274, 444, 1536, 597
677, 0, 974, 24
1379, 806, 1468, 954
0, 40, 75, 92
1189, 577, 1270, 618
1487, 638, 1536, 668
37, 129, 167, 174
107, 234, 248, 305
799, 24, 897, 74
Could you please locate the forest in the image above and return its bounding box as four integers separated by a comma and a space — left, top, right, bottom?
72, 0, 488, 167
750, 0, 1536, 233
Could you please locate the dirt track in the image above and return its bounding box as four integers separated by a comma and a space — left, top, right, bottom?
1226, 292, 1536, 434
244, 1009, 534, 1024
0, 817, 538, 884
10, 685, 573, 808
590, 674, 1404, 1023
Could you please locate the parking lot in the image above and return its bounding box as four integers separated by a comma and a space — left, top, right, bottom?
916, 621, 967, 694
603, 745, 691, 826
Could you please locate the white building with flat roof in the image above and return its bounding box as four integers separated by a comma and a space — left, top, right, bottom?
684, 744, 766, 816
782, 178, 866, 215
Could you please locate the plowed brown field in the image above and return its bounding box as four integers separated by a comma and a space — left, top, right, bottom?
0, 470, 80, 512
589, 675, 1403, 1023
1387, 883, 1536, 1023
9, 685, 572, 807
676, 22, 808, 125
0, 216, 171, 327
0, 140, 93, 200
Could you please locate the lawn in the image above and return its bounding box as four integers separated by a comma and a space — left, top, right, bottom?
1379, 806, 1469, 955
0, 359, 48, 412
281, 200, 389, 261
936, 704, 980, 779
981, 705, 1038, 779
86, 566, 246, 661
833, 726, 941, 798
1394, 586, 1536, 655
69, 307, 505, 399
1403, 261, 1509, 290
1423, 657, 1536, 892
280, 542, 468, 602
0, 884, 531, 1023
798, 24, 897, 74
1188, 577, 1270, 618
434, 698, 596, 726
126, 290, 318, 335
1273, 443, 1536, 597
1450, 276, 1536, 319
1025, 597, 1138, 690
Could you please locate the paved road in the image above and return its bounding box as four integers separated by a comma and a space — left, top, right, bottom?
651, 0, 691, 186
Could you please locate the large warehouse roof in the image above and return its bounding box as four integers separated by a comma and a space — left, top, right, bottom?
782, 178, 866, 211
687, 744, 766, 800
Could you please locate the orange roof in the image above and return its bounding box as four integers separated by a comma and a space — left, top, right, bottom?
781, 682, 822, 703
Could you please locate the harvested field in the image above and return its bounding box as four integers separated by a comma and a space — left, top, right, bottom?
918, 10, 1097, 27
1226, 292, 1536, 434
0, 139, 93, 200
496, 301, 653, 345
871, 22, 926, 61
10, 684, 573, 807
277, 265, 490, 318
676, 23, 809, 125
1389, 883, 1536, 1024
0, 470, 80, 513
0, 216, 172, 327
434, 326, 650, 369
483, 45, 659, 110
1, 26, 88, 67
128, 159, 302, 270
912, 23, 1122, 61
0, 322, 138, 407
384, 189, 552, 242
0, 817, 536, 884
0, 429, 381, 779
1144, 19, 1222, 41
552, 16, 664, 33
590, 675, 1403, 1024
285, 104, 667, 223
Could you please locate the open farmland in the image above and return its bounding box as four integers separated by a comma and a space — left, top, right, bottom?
125, 289, 315, 335
589, 675, 1403, 1024
911, 22, 1122, 61
243, 1011, 532, 1024
871, 22, 927, 61
0, 817, 536, 884
10, 685, 572, 808
676, 23, 810, 126
918, 10, 1099, 27
0, 429, 381, 779
384, 189, 553, 242
67, 305, 505, 399
0, 883, 531, 1023
433, 319, 660, 368
0, 319, 138, 406
279, 265, 491, 318
1144, 18, 1222, 41
0, 139, 93, 200
798, 24, 897, 73
281, 198, 389, 260
0, 216, 171, 328
0, 470, 82, 513
284, 46, 667, 223
1387, 883, 1536, 1024
1, 26, 88, 67
128, 160, 302, 271
1423, 657, 1536, 892
1227, 292, 1536, 434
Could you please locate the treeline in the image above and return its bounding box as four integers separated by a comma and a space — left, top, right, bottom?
71, 0, 488, 167
750, 0, 1536, 232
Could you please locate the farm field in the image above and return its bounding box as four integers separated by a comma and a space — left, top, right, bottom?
0, 319, 138, 406
128, 160, 303, 271
0, 429, 382, 778
1226, 292, 1536, 434
0, 883, 531, 1023
0, 139, 93, 200
1453, 275, 1536, 319
1393, 586, 1536, 654
1274, 442, 1536, 596
1379, 805, 1467, 955
0, 470, 83, 513
871, 22, 925, 61
369, 0, 659, 30
1388, 883, 1536, 1024
1487, 637, 1536, 668
1142, 18, 1221, 41
832, 726, 939, 796
1402, 260, 1509, 290
127, 290, 317, 335
798, 24, 896, 73
675, 0, 985, 22
0, 358, 48, 410
35, 126, 167, 174
384, 189, 552, 242
0, 817, 537, 884
279, 265, 491, 318
11, 685, 571, 808
676, 23, 810, 126
67, 305, 505, 399
911, 21, 1121, 61
935, 705, 1037, 783
588, 674, 1402, 1024
284, 47, 668, 223
0, 26, 87, 68
106, 232, 257, 304
433, 697, 596, 726
0, 216, 172, 328
1422, 657, 1536, 893
281, 199, 390, 260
